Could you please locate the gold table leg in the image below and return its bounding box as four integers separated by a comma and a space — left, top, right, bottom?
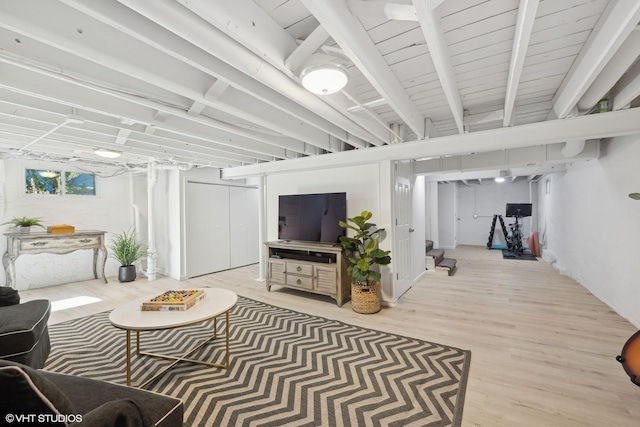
126, 330, 131, 386
126, 310, 232, 389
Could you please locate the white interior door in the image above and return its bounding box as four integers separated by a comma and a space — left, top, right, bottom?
230, 186, 259, 268
186, 182, 230, 277
394, 162, 412, 298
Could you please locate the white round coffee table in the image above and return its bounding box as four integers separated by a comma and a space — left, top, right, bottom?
109, 288, 237, 387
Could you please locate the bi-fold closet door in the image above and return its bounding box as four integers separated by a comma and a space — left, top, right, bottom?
186, 182, 258, 278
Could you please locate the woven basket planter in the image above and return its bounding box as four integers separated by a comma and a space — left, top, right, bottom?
351, 280, 381, 314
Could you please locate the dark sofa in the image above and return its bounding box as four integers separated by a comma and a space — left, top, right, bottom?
0, 289, 51, 368
1, 359, 183, 426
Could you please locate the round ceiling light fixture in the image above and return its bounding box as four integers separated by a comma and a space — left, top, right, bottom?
300, 63, 349, 95
494, 169, 509, 183
39, 170, 59, 178
94, 148, 122, 159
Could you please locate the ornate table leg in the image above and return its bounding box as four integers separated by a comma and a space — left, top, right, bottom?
2, 251, 16, 289
95, 245, 108, 283
92, 248, 98, 280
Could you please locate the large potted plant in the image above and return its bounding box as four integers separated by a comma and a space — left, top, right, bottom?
110, 228, 148, 282
1, 216, 45, 234
338, 211, 391, 314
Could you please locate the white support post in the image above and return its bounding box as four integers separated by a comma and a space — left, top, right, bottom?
146, 161, 158, 281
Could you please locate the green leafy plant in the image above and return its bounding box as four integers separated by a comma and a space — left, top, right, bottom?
338, 210, 391, 284
1, 216, 45, 228
110, 228, 148, 267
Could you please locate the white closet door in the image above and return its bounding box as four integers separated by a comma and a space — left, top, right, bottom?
229, 187, 259, 268
186, 182, 230, 277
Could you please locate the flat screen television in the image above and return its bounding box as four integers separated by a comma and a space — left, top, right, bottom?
278, 192, 347, 244
505, 203, 532, 217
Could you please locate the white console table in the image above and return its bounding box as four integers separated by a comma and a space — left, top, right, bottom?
2, 230, 108, 289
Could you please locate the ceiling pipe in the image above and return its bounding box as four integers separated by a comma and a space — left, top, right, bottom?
17, 114, 84, 153
577, 28, 640, 113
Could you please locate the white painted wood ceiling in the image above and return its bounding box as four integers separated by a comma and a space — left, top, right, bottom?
0, 0, 638, 171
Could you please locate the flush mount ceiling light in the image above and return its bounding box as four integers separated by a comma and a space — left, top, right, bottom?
39, 170, 59, 178
300, 63, 349, 95
94, 148, 122, 159
494, 169, 509, 183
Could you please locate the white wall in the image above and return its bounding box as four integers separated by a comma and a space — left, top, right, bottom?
539, 136, 640, 327
437, 183, 457, 249
265, 162, 395, 301
457, 180, 533, 247
0, 159, 133, 289
411, 175, 426, 279
425, 181, 439, 247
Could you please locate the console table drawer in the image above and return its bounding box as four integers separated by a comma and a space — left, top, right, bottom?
20, 236, 101, 251
286, 262, 313, 276
286, 274, 313, 290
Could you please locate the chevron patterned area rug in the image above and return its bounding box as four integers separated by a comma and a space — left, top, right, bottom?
45, 296, 471, 427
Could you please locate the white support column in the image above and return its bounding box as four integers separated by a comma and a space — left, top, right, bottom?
146, 161, 158, 281
257, 175, 267, 281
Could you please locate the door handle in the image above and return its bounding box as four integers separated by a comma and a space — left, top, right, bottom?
409, 228, 415, 232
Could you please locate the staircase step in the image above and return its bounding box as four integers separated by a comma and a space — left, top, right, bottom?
436, 258, 457, 276
425, 240, 434, 253
426, 249, 444, 264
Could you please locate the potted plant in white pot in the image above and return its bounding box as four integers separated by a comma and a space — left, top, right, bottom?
338, 210, 391, 314
110, 228, 148, 282
1, 216, 45, 234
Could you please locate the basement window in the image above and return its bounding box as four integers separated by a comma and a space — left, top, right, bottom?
25, 169, 96, 196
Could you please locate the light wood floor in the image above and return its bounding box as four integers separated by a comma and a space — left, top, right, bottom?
20, 246, 640, 426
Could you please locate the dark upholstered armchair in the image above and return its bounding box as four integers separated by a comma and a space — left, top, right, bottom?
0, 287, 51, 368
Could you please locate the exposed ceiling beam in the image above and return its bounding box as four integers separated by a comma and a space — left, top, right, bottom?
0, 2, 334, 153
423, 165, 566, 182
346, 98, 388, 113
302, 0, 426, 139
413, 141, 599, 175
550, 0, 640, 119
424, 118, 439, 138
115, 128, 131, 145
578, 28, 640, 113
612, 61, 640, 110
285, 25, 330, 73
346, 0, 417, 21
503, 0, 539, 127
222, 107, 640, 178
0, 60, 302, 158
413, 1, 464, 134
527, 175, 537, 182
78, 0, 385, 148
138, 0, 386, 147
463, 110, 504, 126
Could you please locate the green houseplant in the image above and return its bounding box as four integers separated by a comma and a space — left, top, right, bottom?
338, 211, 391, 314
110, 228, 148, 282
1, 216, 45, 233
